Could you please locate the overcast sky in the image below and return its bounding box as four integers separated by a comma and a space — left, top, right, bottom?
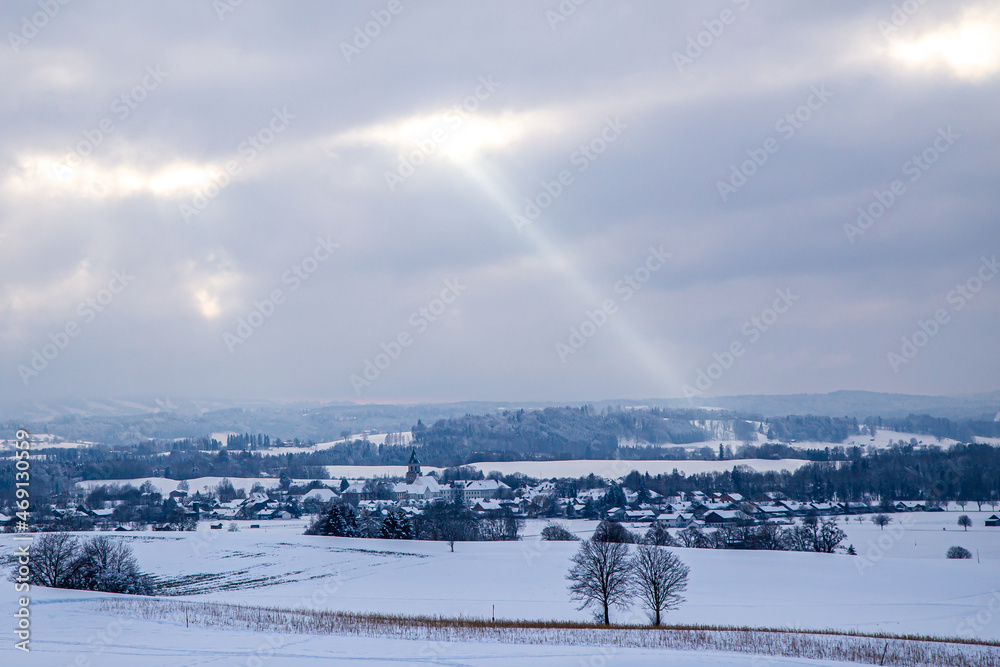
2, 0, 998, 405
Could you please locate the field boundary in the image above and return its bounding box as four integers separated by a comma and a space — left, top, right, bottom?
89, 597, 1000, 667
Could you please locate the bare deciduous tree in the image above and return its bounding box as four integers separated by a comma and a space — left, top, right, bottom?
872, 514, 891, 530
566, 538, 632, 625
958, 515, 972, 531
30, 533, 84, 588
630, 545, 689, 625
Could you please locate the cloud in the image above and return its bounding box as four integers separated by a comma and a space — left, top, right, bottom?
0, 0, 997, 403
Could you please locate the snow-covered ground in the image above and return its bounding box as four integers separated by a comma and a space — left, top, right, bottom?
3, 512, 998, 634
2, 510, 998, 665
1, 593, 854, 667
0, 434, 98, 451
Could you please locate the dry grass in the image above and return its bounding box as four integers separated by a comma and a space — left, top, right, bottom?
92, 597, 1000, 667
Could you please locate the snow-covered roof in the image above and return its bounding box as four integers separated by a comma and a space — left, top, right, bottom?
303, 488, 337, 502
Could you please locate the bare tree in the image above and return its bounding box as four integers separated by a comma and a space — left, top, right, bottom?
814, 519, 847, 553
958, 515, 972, 531
630, 545, 689, 625
566, 539, 632, 625
30, 534, 84, 588
20, 535, 154, 595
872, 514, 891, 530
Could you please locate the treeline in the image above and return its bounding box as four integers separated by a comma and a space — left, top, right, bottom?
617, 443, 1000, 503
306, 501, 523, 543
411, 406, 710, 461
579, 518, 846, 554
872, 414, 1000, 441
764, 415, 858, 443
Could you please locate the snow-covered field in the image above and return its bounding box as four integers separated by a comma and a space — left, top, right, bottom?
3, 510, 999, 666
3, 593, 863, 667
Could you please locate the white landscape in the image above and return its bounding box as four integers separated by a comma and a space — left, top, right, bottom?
6, 0, 1000, 664
4, 511, 1000, 665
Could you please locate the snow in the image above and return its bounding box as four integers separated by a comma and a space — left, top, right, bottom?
0, 592, 853, 666
4, 511, 999, 638
3, 510, 999, 664
815, 430, 962, 450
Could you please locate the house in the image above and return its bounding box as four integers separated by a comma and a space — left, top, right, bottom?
986, 515, 1000, 527
720, 492, 744, 504
893, 501, 924, 512
753, 504, 788, 521
392, 475, 449, 503
457, 479, 509, 503
340, 481, 372, 506
472, 499, 503, 515
302, 488, 338, 504
624, 509, 656, 522
702, 510, 750, 526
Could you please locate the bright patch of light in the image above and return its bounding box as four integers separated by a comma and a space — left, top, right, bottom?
331, 109, 554, 164
184, 253, 243, 321
194, 289, 221, 318
5, 155, 219, 200
889, 8, 1000, 80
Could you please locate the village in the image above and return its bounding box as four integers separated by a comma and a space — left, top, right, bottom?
8, 450, 1000, 534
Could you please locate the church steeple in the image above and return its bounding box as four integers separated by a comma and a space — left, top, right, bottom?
405, 449, 421, 484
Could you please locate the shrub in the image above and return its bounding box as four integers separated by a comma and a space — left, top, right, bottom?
541, 523, 579, 541
642, 522, 677, 547
18, 534, 154, 594
947, 546, 972, 559
593, 520, 638, 544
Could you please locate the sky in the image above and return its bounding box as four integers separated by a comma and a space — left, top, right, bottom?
1, 0, 999, 405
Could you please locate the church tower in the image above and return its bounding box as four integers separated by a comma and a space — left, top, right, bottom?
405, 449, 421, 484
